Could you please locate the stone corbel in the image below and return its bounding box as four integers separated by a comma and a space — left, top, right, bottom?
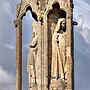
14, 19, 21, 28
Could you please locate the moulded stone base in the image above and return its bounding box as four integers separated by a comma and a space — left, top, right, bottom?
50, 79, 67, 90
29, 84, 38, 90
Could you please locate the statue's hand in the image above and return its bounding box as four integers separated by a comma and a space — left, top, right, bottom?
54, 34, 59, 42
30, 42, 32, 47
30, 42, 34, 47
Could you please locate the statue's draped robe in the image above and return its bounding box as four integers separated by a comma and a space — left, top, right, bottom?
27, 35, 38, 85
51, 31, 66, 80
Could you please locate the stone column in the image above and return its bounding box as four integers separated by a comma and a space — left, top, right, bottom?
37, 19, 42, 90
14, 19, 22, 90
66, 7, 73, 90
43, 14, 48, 90
37, 14, 48, 90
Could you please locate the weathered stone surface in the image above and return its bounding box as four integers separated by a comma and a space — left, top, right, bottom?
14, 0, 74, 90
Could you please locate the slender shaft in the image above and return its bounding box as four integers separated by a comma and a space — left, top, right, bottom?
14, 19, 22, 90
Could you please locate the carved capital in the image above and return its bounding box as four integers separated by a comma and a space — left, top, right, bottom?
14, 19, 21, 27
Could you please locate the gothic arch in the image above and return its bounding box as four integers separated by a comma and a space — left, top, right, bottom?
19, 4, 38, 21
51, 0, 66, 11
46, 1, 67, 14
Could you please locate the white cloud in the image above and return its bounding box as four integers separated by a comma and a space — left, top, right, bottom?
75, 15, 90, 44
74, 0, 90, 11
0, 1, 17, 89
81, 27, 90, 44
76, 15, 84, 28
0, 65, 15, 90
4, 40, 16, 50
74, 14, 90, 90
0, 0, 14, 29
4, 44, 15, 50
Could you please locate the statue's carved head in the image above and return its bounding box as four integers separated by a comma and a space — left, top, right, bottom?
57, 18, 66, 33
32, 22, 38, 38
60, 18, 66, 30
59, 18, 66, 32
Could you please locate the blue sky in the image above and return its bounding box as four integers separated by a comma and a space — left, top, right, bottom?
0, 0, 90, 90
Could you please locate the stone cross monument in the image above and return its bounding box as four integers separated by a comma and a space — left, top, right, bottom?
14, 0, 77, 90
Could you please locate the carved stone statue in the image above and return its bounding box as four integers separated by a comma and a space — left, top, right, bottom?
27, 22, 38, 90
51, 18, 67, 82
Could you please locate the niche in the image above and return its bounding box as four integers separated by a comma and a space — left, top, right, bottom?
47, 2, 66, 87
